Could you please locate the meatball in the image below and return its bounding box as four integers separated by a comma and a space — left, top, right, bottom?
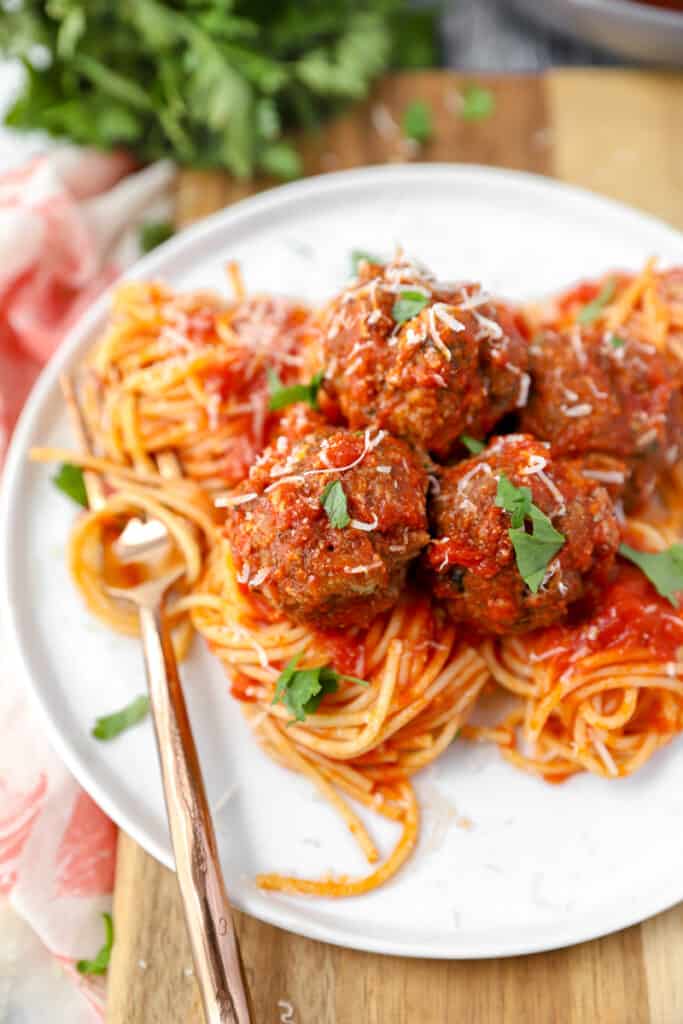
521, 327, 683, 508
319, 257, 529, 457
424, 435, 620, 634
224, 426, 430, 628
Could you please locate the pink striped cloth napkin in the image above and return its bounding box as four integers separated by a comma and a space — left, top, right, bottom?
0, 150, 174, 1021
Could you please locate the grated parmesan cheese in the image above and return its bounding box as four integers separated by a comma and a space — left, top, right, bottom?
562, 403, 593, 418
344, 559, 383, 574
351, 513, 379, 532
582, 468, 625, 484
215, 491, 258, 508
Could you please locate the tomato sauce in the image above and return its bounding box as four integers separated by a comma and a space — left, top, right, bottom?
530, 564, 683, 669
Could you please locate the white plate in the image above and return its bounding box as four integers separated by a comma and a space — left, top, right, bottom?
3, 165, 683, 959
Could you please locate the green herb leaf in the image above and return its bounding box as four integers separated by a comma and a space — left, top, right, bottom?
461, 85, 495, 122
460, 435, 485, 455
0, 4, 437, 179
402, 100, 432, 143
272, 655, 368, 722
258, 140, 302, 180
496, 473, 565, 592
92, 696, 150, 741
392, 290, 429, 325
320, 479, 349, 529
267, 368, 324, 411
139, 220, 174, 254
351, 249, 381, 274
53, 463, 88, 508
619, 543, 683, 607
495, 474, 532, 530
578, 279, 616, 325
610, 334, 626, 349
77, 913, 114, 976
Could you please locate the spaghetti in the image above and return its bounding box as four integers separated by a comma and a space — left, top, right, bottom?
32, 256, 683, 899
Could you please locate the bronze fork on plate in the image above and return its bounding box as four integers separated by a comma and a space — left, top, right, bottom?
62, 374, 252, 1024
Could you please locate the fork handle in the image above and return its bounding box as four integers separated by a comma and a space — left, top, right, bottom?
138, 602, 252, 1024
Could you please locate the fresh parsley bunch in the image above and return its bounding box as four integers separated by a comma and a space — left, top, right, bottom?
0, 0, 437, 180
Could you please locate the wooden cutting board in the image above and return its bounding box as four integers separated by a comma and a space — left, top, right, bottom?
107, 69, 683, 1024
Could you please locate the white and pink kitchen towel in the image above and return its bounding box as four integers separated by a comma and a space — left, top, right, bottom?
0, 136, 175, 1021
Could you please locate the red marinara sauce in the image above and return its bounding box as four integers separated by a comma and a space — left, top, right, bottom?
529, 564, 683, 670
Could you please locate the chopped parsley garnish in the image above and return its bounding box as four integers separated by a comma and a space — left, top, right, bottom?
392, 290, 429, 325
610, 334, 626, 349
402, 100, 432, 143
351, 249, 381, 274
267, 368, 323, 411
619, 543, 683, 607
53, 463, 88, 508
272, 652, 368, 723
77, 912, 114, 975
496, 473, 565, 593
139, 220, 174, 254
92, 695, 150, 740
577, 278, 616, 325
320, 479, 349, 528
460, 434, 485, 455
461, 84, 495, 121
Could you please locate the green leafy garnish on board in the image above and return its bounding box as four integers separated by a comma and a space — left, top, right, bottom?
0, 3, 437, 179
139, 220, 174, 254
460, 435, 485, 455
577, 278, 616, 325
392, 290, 429, 325
272, 652, 368, 723
619, 543, 683, 607
320, 479, 349, 528
351, 249, 381, 274
267, 368, 323, 411
496, 474, 565, 593
461, 84, 495, 121
610, 335, 626, 349
92, 695, 150, 741
53, 463, 88, 508
402, 99, 432, 143
77, 913, 114, 975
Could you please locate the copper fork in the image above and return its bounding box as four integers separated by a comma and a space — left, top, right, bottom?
61, 375, 252, 1024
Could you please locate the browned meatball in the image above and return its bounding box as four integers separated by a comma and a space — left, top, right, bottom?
319, 257, 529, 458
224, 426, 430, 628
521, 327, 683, 508
423, 435, 620, 634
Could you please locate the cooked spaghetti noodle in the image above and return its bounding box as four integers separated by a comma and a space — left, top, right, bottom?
32, 255, 683, 898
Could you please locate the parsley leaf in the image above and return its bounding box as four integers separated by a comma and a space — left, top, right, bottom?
351, 249, 381, 274
460, 435, 485, 455
619, 543, 683, 607
496, 474, 532, 529
92, 695, 150, 741
272, 655, 368, 722
392, 290, 429, 325
402, 100, 432, 143
53, 463, 88, 508
496, 473, 565, 593
77, 913, 114, 976
610, 334, 626, 349
0, 6, 438, 179
139, 220, 174, 254
577, 278, 616, 324
320, 479, 349, 528
267, 368, 323, 411
461, 85, 495, 121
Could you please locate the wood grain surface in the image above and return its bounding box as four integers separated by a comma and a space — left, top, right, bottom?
107, 70, 683, 1024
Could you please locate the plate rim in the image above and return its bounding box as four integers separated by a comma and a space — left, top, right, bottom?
3, 162, 683, 959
